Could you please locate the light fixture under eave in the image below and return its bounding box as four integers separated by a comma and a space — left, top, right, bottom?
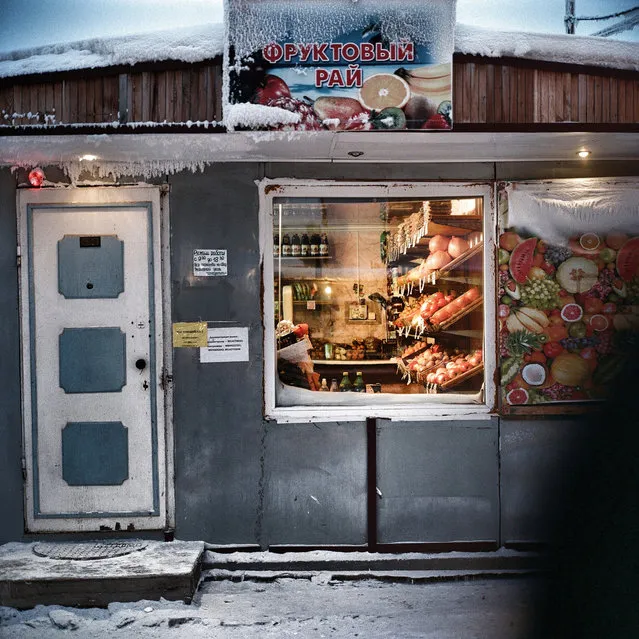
28, 167, 45, 187
80, 154, 98, 161
577, 150, 591, 158
347, 151, 364, 158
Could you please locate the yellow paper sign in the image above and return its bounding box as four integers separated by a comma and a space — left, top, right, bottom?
172, 322, 208, 348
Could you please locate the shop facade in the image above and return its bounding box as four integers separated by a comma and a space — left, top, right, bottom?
0, 12, 638, 549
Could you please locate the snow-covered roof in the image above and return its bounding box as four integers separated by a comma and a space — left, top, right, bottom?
455, 24, 639, 72
0, 24, 225, 79
0, 22, 637, 80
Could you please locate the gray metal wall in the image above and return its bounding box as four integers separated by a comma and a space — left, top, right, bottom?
1, 160, 633, 546
0, 168, 23, 544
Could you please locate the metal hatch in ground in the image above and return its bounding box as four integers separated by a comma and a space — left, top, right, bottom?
17, 187, 168, 533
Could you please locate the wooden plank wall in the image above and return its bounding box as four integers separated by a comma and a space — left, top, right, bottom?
453, 57, 638, 125
0, 63, 222, 127
0, 57, 636, 127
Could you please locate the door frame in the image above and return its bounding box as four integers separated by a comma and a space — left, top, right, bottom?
17, 185, 174, 533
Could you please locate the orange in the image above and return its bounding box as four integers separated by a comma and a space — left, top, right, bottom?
579, 232, 601, 251
358, 73, 410, 111
589, 314, 609, 331
546, 324, 569, 341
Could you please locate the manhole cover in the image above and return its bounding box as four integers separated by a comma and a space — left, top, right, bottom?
33, 540, 148, 560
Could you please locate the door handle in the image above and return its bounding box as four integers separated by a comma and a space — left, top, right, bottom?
135, 358, 147, 371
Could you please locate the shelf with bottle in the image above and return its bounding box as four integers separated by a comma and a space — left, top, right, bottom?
274, 231, 330, 258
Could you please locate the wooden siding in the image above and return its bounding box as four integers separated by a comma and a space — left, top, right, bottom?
0, 56, 636, 129
453, 57, 638, 125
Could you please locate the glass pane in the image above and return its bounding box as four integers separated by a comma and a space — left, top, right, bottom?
273, 195, 484, 404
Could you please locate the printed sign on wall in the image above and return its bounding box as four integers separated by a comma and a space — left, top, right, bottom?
193, 249, 228, 277
226, 0, 455, 131
200, 327, 250, 363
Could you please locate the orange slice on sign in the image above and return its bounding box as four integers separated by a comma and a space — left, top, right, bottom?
579, 232, 601, 251
358, 73, 410, 111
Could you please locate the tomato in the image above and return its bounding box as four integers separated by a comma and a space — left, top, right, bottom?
255, 75, 291, 104
543, 341, 564, 358
583, 297, 604, 314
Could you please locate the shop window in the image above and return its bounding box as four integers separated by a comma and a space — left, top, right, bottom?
262, 182, 496, 420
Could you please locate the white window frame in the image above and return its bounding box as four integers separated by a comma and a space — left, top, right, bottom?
259, 179, 498, 423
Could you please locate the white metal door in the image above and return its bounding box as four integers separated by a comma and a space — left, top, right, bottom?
19, 187, 167, 532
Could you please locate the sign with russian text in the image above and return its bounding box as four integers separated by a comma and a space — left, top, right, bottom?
226, 0, 455, 131
200, 327, 250, 363
193, 249, 227, 277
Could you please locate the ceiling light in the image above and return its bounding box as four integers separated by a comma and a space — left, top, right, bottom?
80, 154, 98, 161
577, 150, 590, 158
347, 151, 364, 158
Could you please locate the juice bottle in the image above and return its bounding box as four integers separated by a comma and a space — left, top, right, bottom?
339, 372, 352, 392
353, 371, 365, 392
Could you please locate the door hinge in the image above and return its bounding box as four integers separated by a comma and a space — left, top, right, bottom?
17, 245, 21, 268
160, 369, 173, 391
21, 457, 27, 481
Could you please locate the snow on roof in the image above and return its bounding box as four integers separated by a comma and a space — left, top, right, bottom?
0, 21, 637, 80
0, 23, 225, 79
455, 23, 639, 72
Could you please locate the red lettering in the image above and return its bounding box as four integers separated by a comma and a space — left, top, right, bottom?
397, 41, 415, 62
389, 42, 397, 60
263, 43, 283, 63
329, 43, 342, 61
360, 42, 374, 62
375, 42, 390, 61
298, 43, 312, 62
341, 43, 358, 62
345, 64, 362, 88
327, 68, 345, 88
284, 43, 298, 62
312, 43, 329, 62
315, 68, 330, 87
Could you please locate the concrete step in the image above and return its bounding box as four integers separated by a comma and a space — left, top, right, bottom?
202, 548, 546, 574
0, 540, 204, 610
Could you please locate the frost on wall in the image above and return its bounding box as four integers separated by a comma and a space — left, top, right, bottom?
224, 0, 456, 131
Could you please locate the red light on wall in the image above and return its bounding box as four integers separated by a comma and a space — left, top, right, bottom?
28, 167, 45, 187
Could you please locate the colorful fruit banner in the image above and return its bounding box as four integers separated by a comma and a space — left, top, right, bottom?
498, 184, 639, 409
226, 0, 455, 131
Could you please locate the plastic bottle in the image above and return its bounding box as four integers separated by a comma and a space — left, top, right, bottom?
353, 371, 365, 392
329, 378, 339, 392
319, 378, 329, 392
339, 371, 352, 392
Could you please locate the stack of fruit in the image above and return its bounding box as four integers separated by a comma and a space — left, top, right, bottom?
498, 229, 639, 406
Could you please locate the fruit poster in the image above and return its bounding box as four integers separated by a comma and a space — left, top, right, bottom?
498, 184, 639, 409
226, 0, 455, 131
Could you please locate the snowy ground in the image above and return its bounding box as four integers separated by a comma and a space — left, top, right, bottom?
0, 575, 543, 638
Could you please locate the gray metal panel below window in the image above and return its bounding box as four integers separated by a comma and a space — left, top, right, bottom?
376, 418, 499, 544
262, 422, 367, 546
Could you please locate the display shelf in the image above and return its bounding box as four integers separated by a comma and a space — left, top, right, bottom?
433, 297, 484, 332
433, 242, 483, 279
439, 364, 484, 390
312, 359, 394, 365
275, 255, 332, 260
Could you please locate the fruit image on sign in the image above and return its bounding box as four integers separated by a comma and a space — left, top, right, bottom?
226, 2, 455, 132
498, 228, 639, 408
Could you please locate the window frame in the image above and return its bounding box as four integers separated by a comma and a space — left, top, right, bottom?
259, 179, 498, 423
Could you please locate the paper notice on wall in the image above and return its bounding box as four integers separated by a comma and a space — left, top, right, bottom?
193, 249, 227, 276
200, 327, 249, 363
172, 321, 208, 347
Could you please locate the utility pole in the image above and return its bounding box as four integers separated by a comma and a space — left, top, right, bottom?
565, 0, 576, 34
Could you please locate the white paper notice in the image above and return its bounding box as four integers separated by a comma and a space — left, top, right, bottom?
200, 327, 249, 363
193, 249, 227, 276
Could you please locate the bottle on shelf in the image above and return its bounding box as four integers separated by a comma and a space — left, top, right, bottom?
339, 371, 352, 392
353, 371, 365, 392
329, 378, 339, 392
301, 233, 310, 257
282, 233, 291, 257
310, 233, 321, 257
274, 234, 280, 257
320, 232, 329, 256
319, 378, 329, 392
291, 233, 301, 257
